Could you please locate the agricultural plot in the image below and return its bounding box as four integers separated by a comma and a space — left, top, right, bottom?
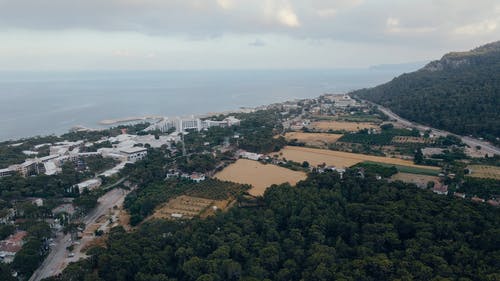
151, 195, 219, 220
214, 159, 307, 196
276, 146, 440, 172
309, 121, 377, 132
392, 136, 434, 144
467, 165, 500, 180
284, 132, 343, 147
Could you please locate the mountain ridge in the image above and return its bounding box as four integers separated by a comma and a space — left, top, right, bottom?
353, 41, 500, 145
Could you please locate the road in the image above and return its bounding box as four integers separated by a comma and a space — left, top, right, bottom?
29, 188, 130, 281
372, 102, 500, 156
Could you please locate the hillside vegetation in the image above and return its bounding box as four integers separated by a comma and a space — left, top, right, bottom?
353, 41, 500, 145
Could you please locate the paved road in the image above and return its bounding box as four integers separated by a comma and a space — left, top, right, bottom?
30, 188, 130, 281
372, 102, 500, 156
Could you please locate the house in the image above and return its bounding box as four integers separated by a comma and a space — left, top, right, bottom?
0, 231, 28, 263
471, 196, 485, 203
432, 184, 448, 195
453, 192, 466, 199
190, 173, 206, 183
486, 199, 499, 207
166, 170, 180, 179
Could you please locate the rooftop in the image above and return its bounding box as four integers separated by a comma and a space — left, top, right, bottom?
119, 146, 148, 154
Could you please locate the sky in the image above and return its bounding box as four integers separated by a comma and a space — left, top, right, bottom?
0, 0, 499, 70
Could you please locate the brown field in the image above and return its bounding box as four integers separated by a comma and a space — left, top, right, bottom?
390, 172, 440, 188
214, 159, 307, 196
310, 121, 377, 132
467, 165, 500, 180
151, 195, 221, 220
392, 136, 434, 144
284, 132, 343, 146
275, 146, 441, 170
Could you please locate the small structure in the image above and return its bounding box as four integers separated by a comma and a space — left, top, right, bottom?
453, 192, 466, 199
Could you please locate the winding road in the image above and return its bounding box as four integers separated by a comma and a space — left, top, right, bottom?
371, 101, 500, 156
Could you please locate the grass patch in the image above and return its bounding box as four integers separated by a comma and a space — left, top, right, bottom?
363, 161, 440, 176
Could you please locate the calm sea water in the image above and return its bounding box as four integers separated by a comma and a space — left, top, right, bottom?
0, 68, 419, 141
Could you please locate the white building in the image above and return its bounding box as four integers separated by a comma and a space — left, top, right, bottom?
74, 178, 102, 193
0, 168, 15, 177
239, 151, 263, 161
146, 116, 240, 133
119, 147, 148, 162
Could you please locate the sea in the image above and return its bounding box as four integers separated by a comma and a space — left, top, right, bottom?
0, 66, 423, 141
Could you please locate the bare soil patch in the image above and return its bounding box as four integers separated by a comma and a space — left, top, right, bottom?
284, 132, 343, 147
390, 172, 440, 188
467, 165, 500, 180
214, 159, 307, 196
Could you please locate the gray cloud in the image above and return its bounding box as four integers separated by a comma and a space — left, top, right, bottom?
0, 0, 498, 46
0, 0, 499, 71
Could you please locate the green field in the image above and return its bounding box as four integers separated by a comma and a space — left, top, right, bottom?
363, 161, 440, 176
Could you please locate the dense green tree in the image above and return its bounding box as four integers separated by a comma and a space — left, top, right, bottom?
48, 170, 500, 281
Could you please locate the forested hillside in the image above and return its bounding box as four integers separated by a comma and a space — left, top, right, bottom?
47, 171, 500, 281
353, 41, 500, 145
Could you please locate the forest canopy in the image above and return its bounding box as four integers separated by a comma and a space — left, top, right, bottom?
47, 170, 500, 281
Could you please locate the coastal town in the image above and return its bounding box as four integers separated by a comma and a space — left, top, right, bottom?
0, 94, 499, 280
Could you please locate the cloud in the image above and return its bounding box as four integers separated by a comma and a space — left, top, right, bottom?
0, 0, 498, 47
216, 0, 233, 10
316, 8, 337, 18
385, 17, 436, 34
454, 19, 499, 35
249, 38, 266, 47
276, 6, 300, 27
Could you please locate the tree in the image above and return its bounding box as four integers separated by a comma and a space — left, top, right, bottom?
414, 148, 424, 164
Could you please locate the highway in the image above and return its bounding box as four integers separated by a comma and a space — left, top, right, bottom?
29, 188, 130, 281
371, 102, 500, 156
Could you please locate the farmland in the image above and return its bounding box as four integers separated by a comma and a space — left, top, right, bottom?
275, 146, 440, 171
309, 121, 377, 132
467, 165, 500, 180
214, 159, 307, 196
151, 195, 225, 220
392, 136, 434, 144
284, 132, 343, 147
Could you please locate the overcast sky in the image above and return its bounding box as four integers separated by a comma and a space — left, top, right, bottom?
0, 0, 499, 70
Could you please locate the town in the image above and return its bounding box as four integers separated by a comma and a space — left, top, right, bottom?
0, 94, 499, 280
